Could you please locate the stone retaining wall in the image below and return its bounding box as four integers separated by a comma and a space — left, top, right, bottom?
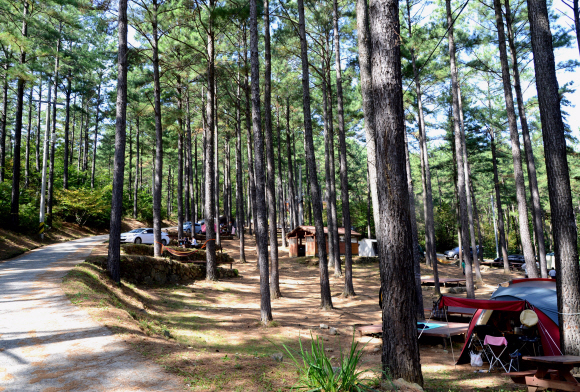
86, 255, 238, 285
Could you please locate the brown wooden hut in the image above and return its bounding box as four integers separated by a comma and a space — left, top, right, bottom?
286, 225, 361, 257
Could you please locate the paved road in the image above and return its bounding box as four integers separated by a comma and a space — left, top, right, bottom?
0, 236, 184, 391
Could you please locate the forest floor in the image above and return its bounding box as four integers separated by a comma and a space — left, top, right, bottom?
60, 234, 528, 392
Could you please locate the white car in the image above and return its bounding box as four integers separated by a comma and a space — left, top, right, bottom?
120, 228, 170, 245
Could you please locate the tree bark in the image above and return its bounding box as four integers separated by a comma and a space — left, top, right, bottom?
322, 69, 339, 277
47, 29, 61, 228
214, 81, 220, 247
286, 98, 298, 229
404, 132, 425, 319
493, 0, 538, 277
505, 0, 548, 277
235, 65, 246, 263
325, 56, 341, 277
204, 0, 217, 279
527, 0, 580, 355
407, 0, 439, 294
333, 0, 354, 295
107, 0, 128, 284
10, 2, 28, 226
24, 85, 32, 189
250, 0, 273, 323
263, 0, 280, 299
0, 64, 8, 183
91, 80, 102, 189
297, 0, 333, 310
133, 116, 140, 219
244, 24, 257, 238
35, 76, 41, 172
446, 0, 474, 298
276, 110, 287, 249
39, 77, 52, 239
369, 0, 423, 382
489, 120, 510, 273
356, 0, 380, 236
177, 80, 184, 240
63, 73, 71, 189
152, 0, 164, 258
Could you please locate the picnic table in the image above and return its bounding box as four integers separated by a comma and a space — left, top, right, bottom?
421, 277, 466, 287
506, 355, 580, 392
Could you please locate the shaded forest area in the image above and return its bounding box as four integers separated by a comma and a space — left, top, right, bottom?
1, 0, 580, 384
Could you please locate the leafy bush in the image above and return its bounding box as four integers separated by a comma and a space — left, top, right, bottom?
54, 187, 112, 228
283, 333, 373, 392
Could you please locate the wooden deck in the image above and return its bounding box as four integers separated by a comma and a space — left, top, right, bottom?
356, 321, 470, 338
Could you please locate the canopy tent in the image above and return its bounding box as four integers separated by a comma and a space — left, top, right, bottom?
438, 278, 560, 364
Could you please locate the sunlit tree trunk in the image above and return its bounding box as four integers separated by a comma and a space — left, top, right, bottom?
10, 2, 28, 226
24, 86, 32, 189
527, 0, 580, 355
297, 0, 332, 310
446, 0, 474, 298
369, 0, 423, 382
250, 0, 273, 323
505, 0, 548, 277
151, 0, 164, 258
493, 0, 538, 277
333, 0, 354, 295
107, 0, 128, 284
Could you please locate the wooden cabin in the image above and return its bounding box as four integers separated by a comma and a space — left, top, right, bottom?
286, 225, 361, 257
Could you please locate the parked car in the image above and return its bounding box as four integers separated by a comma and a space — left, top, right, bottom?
444, 245, 483, 260
493, 254, 525, 263
120, 228, 170, 245
183, 221, 202, 234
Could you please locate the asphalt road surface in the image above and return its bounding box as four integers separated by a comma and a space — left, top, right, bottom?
0, 236, 183, 391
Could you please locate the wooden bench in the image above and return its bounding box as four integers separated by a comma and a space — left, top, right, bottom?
504, 369, 557, 384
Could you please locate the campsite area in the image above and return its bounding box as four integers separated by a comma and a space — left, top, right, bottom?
60, 236, 530, 391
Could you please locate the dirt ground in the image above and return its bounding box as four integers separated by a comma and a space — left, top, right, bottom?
61, 235, 528, 391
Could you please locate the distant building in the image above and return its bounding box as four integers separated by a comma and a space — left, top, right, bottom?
286, 225, 361, 257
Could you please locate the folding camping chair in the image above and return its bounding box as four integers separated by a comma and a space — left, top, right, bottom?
484, 335, 509, 373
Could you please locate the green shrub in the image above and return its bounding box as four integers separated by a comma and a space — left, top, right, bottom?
283, 333, 373, 392
54, 187, 112, 228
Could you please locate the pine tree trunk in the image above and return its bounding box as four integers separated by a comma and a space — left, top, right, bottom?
133, 116, 140, 219
356, 0, 380, 236
35, 77, 41, 172
369, 0, 423, 382
297, 0, 333, 310
333, 0, 354, 295
489, 128, 510, 273
91, 80, 102, 189
70, 96, 75, 166
235, 67, 246, 263
63, 74, 71, 189
214, 81, 220, 247
325, 59, 341, 277
322, 72, 339, 276
0, 64, 8, 183
10, 2, 28, 226
505, 0, 548, 278
527, 0, 580, 355
263, 0, 280, 300
250, 0, 273, 323
107, 0, 128, 284
244, 24, 257, 238
24, 86, 32, 189
457, 87, 483, 282
493, 0, 538, 278
286, 99, 298, 229
152, 0, 164, 258
446, 0, 474, 298
404, 132, 425, 319
407, 0, 439, 293
276, 111, 287, 249
47, 31, 61, 228
39, 77, 52, 239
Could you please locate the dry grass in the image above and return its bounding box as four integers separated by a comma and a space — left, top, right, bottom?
61, 237, 527, 391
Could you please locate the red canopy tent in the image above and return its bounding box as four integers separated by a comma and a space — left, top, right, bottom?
438, 279, 561, 364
